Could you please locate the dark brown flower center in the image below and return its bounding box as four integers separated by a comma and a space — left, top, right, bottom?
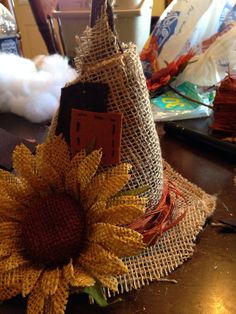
21, 194, 85, 267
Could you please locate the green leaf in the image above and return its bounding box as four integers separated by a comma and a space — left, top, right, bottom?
83, 282, 108, 307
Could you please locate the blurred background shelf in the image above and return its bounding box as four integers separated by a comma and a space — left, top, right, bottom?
1, 0, 167, 58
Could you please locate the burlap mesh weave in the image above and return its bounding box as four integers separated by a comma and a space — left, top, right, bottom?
49, 4, 163, 209
43, 2, 217, 305
106, 161, 216, 296
21, 194, 85, 267
0, 137, 147, 310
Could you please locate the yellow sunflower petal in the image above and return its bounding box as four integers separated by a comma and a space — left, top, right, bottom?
36, 161, 65, 194
80, 173, 106, 209
0, 222, 20, 238
13, 144, 49, 195
62, 259, 74, 284
49, 279, 69, 314
43, 299, 54, 314
0, 265, 25, 290
22, 267, 44, 297
65, 168, 79, 198
76, 149, 102, 191
0, 215, 9, 223
63, 261, 95, 289
108, 195, 148, 209
0, 268, 33, 301
89, 223, 144, 257
79, 243, 128, 277
27, 279, 45, 314
107, 163, 132, 176
86, 201, 106, 224
12, 144, 36, 177
0, 238, 20, 259
70, 150, 86, 170
82, 163, 132, 208
0, 241, 12, 259
0, 286, 22, 301
92, 273, 119, 291
0, 190, 22, 223
36, 136, 70, 179
70, 265, 95, 287
0, 251, 29, 272
0, 208, 22, 223
0, 192, 21, 212
0, 169, 36, 207
88, 204, 145, 225
102, 204, 145, 225
41, 268, 60, 296
96, 174, 131, 202
65, 150, 88, 198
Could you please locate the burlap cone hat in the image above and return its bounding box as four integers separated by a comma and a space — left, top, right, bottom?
49, 1, 164, 210
0, 1, 215, 313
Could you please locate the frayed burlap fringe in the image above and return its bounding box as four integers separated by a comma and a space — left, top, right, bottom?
106, 161, 216, 297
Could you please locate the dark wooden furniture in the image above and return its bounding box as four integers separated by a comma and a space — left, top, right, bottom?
0, 114, 235, 314
28, 0, 64, 55
165, 0, 173, 6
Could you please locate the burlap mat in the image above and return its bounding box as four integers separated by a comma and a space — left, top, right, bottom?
107, 161, 216, 296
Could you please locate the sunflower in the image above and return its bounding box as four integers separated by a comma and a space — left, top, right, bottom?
0, 136, 146, 314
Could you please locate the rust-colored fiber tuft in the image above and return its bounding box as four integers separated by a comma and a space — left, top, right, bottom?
129, 181, 187, 245
211, 75, 236, 134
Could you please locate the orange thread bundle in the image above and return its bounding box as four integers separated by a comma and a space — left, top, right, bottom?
211, 75, 236, 135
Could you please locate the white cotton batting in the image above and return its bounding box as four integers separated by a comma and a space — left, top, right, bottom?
0, 53, 77, 122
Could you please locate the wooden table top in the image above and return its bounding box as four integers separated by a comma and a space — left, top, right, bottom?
0, 113, 235, 314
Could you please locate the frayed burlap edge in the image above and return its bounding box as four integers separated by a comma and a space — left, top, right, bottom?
106, 160, 216, 297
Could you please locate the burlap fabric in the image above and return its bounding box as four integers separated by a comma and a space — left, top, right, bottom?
47, 1, 216, 299
75, 9, 164, 208
107, 161, 216, 296
49, 4, 163, 209
21, 193, 85, 267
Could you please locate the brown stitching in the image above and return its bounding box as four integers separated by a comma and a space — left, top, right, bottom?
71, 111, 122, 165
